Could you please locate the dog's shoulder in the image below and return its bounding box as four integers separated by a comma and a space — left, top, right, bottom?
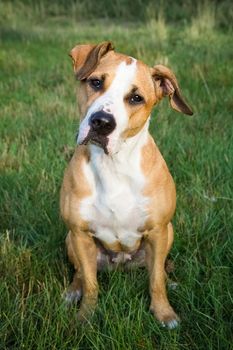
141, 135, 176, 223
60, 146, 92, 226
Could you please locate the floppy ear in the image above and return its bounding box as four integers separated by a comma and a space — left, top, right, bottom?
69, 41, 114, 80
152, 64, 193, 115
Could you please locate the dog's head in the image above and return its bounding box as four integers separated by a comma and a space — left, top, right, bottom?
70, 41, 193, 155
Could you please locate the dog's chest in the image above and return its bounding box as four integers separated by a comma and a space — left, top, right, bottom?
80, 147, 148, 250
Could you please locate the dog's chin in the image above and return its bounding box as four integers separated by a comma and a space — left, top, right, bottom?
90, 139, 109, 155
80, 132, 109, 155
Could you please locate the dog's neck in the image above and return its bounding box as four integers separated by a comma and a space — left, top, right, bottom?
89, 118, 150, 166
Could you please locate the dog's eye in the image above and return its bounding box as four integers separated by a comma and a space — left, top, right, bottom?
129, 94, 144, 105
89, 79, 103, 91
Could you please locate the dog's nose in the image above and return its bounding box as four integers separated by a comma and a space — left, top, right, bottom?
89, 111, 116, 136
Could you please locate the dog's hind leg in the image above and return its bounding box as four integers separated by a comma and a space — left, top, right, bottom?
165, 223, 178, 290
165, 222, 174, 276
166, 222, 174, 256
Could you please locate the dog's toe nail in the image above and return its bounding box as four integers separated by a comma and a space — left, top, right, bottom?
166, 319, 179, 330
159, 318, 179, 329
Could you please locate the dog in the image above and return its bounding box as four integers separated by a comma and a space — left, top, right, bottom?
60, 41, 193, 329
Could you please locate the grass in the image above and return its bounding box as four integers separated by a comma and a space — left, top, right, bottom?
0, 1, 233, 349
188, 1, 216, 39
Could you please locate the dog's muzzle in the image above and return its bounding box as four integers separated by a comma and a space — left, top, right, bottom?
81, 111, 116, 154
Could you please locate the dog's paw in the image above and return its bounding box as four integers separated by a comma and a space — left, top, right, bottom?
77, 308, 92, 323
150, 305, 180, 330
168, 280, 178, 290
63, 289, 82, 304
77, 303, 96, 323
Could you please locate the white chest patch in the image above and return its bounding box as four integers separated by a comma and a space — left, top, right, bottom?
80, 126, 149, 251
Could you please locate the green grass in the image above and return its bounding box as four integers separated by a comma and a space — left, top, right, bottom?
0, 1, 233, 349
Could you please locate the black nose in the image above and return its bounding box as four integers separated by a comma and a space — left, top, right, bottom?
89, 111, 116, 136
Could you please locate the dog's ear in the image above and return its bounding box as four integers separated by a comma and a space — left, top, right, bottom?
69, 41, 114, 80
152, 64, 193, 115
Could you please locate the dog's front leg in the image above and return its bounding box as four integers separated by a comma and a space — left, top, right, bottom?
145, 225, 179, 329
69, 229, 98, 321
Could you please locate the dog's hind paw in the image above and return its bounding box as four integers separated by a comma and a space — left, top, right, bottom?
63, 289, 82, 304
168, 280, 178, 290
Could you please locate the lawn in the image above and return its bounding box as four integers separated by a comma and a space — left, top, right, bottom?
0, 1, 232, 349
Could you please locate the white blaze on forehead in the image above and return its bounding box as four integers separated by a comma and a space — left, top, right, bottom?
105, 58, 137, 98
88, 58, 137, 117
77, 58, 138, 151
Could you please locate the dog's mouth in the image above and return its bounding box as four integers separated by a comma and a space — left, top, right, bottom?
80, 130, 109, 155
